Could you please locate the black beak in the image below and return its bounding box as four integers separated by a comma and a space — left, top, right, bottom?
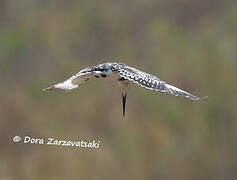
122, 93, 127, 117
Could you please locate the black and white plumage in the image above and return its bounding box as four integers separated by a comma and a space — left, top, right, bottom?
43, 62, 207, 116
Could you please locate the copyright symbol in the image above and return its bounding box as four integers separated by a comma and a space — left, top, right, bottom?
13, 136, 21, 143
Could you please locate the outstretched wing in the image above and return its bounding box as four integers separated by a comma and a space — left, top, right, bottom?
117, 65, 206, 101
43, 67, 95, 91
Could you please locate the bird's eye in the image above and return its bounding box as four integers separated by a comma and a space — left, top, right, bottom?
93, 67, 99, 71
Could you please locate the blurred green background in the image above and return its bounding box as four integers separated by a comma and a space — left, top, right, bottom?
0, 0, 237, 179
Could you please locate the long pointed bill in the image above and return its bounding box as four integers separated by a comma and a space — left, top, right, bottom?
122, 93, 127, 117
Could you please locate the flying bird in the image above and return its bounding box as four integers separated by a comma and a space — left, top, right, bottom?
43, 62, 207, 116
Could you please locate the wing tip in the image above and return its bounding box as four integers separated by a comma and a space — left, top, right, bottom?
191, 95, 208, 101
200, 96, 208, 101
42, 86, 55, 91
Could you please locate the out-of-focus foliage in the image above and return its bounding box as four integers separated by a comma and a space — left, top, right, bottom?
0, 0, 237, 179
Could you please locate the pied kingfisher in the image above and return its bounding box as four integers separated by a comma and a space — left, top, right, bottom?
43, 62, 207, 116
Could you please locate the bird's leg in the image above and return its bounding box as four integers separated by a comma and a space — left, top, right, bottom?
122, 93, 127, 117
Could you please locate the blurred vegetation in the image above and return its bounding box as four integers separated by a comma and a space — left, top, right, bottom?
0, 0, 237, 180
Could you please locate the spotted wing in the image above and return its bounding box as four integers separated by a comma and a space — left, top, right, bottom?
70, 67, 95, 85
118, 65, 206, 101
43, 67, 95, 91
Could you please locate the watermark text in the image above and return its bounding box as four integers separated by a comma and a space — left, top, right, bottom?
13, 135, 100, 149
